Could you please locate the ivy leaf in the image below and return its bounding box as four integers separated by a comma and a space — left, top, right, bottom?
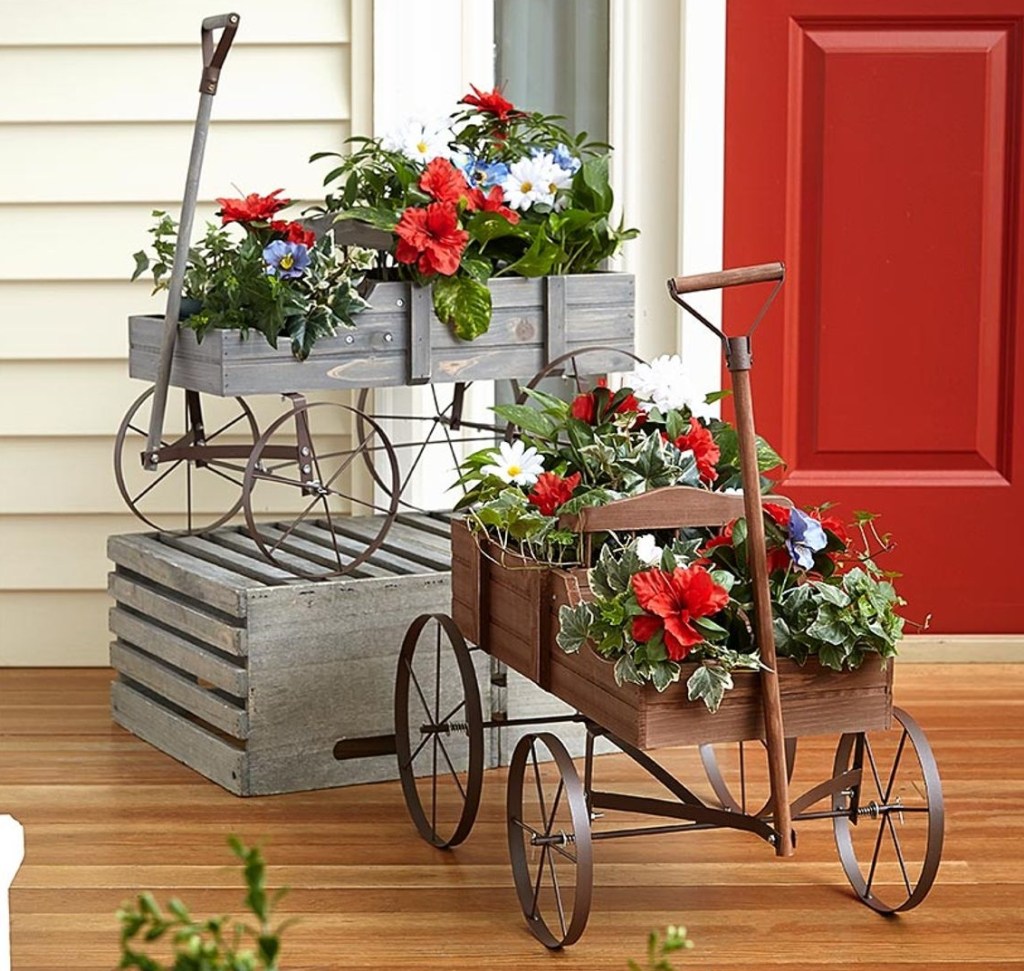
686, 664, 733, 712
432, 274, 492, 341
613, 653, 641, 686
649, 659, 679, 692
131, 250, 150, 281
556, 603, 593, 654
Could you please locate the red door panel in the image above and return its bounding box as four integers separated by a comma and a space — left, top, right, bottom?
724, 1, 1024, 632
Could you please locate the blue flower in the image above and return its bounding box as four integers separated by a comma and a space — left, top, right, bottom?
263, 240, 310, 279
786, 508, 828, 570
552, 142, 581, 174
461, 156, 509, 189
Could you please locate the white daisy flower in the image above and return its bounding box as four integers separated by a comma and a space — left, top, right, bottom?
481, 440, 545, 486
629, 354, 702, 414
635, 534, 663, 567
380, 118, 453, 164
502, 155, 560, 210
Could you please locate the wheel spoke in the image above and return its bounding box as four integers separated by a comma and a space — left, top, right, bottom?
546, 850, 567, 938
401, 732, 432, 771
545, 780, 565, 837
882, 730, 909, 803
316, 496, 346, 569
434, 622, 441, 722
864, 737, 885, 800
431, 735, 438, 836
529, 845, 550, 920
435, 735, 468, 801
129, 459, 183, 506
405, 658, 435, 724
884, 812, 914, 896
438, 698, 466, 727
204, 463, 245, 490
268, 491, 322, 553
864, 817, 887, 898
205, 410, 250, 441
531, 744, 549, 825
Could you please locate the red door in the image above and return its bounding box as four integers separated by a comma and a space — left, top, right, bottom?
724, 0, 1024, 632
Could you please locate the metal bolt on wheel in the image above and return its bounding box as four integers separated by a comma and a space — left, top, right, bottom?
507, 732, 593, 949
394, 613, 484, 849
832, 707, 944, 913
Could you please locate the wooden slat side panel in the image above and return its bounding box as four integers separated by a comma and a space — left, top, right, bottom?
109, 642, 248, 739
450, 520, 480, 644
108, 607, 247, 697
106, 534, 249, 617
107, 571, 247, 657
110, 680, 246, 795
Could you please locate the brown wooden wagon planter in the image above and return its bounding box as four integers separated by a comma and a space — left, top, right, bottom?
393, 490, 943, 949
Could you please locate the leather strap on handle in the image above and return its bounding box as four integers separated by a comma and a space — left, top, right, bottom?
200, 13, 240, 95
669, 262, 784, 295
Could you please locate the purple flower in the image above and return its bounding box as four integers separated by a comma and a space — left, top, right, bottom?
263, 240, 310, 279
786, 508, 828, 570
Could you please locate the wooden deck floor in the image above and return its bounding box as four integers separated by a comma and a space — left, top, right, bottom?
2, 665, 1023, 970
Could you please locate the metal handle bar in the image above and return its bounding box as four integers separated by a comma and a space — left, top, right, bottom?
200, 13, 239, 94
668, 261, 784, 296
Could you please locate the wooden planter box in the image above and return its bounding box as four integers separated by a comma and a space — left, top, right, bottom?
128, 273, 635, 395
451, 519, 893, 750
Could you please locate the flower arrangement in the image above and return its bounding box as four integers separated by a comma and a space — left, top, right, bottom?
457, 355, 905, 711
312, 84, 638, 340
132, 190, 369, 360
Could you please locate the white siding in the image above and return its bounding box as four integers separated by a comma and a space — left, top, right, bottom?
0, 0, 369, 665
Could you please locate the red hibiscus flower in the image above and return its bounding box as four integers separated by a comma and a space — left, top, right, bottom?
702, 504, 793, 572
270, 220, 317, 247
814, 510, 852, 571
394, 202, 469, 277
528, 471, 581, 516
630, 565, 730, 661
420, 158, 472, 205
460, 84, 523, 122
217, 189, 290, 225
467, 185, 520, 224
570, 386, 646, 427
666, 418, 720, 483
570, 392, 596, 424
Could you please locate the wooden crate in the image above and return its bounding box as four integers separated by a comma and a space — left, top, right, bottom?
108, 513, 493, 796
128, 273, 635, 395
451, 519, 894, 749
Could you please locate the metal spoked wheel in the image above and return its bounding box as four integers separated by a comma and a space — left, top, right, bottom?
394, 613, 484, 849
832, 707, 944, 913
115, 386, 259, 532
507, 732, 593, 949
242, 401, 400, 579
699, 737, 798, 817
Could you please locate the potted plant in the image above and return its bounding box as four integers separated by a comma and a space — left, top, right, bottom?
452, 355, 904, 735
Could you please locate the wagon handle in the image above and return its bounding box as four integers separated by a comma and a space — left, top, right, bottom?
201, 13, 240, 95
143, 13, 240, 471
665, 260, 794, 857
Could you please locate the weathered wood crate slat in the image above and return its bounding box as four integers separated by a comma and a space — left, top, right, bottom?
109, 513, 575, 795
128, 274, 635, 395
451, 519, 894, 750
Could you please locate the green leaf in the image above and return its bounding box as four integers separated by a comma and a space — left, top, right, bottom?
131, 250, 150, 281
331, 206, 398, 231
503, 227, 563, 277
432, 274, 492, 341
491, 403, 556, 439
556, 603, 593, 654
705, 389, 732, 404
613, 653, 641, 686
686, 664, 733, 712
649, 659, 678, 692
465, 210, 528, 244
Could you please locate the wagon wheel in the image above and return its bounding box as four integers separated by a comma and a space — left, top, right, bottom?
504, 345, 645, 441
507, 732, 593, 949
352, 385, 507, 511
242, 401, 400, 579
699, 737, 798, 817
832, 707, 944, 913
394, 613, 484, 848
114, 386, 258, 532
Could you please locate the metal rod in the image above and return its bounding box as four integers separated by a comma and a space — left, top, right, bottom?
591, 822, 726, 841
483, 714, 583, 730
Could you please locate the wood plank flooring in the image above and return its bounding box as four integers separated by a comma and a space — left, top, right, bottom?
2, 665, 1023, 969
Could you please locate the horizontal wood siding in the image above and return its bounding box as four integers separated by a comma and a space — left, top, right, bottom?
1, 1, 363, 665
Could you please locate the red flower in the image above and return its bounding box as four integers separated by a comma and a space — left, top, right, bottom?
667, 418, 720, 483
270, 220, 317, 247
420, 158, 471, 205
702, 504, 792, 572
528, 471, 581, 516
630, 566, 730, 661
467, 185, 520, 224
570, 393, 596, 424
217, 189, 290, 225
460, 84, 522, 122
393, 203, 468, 277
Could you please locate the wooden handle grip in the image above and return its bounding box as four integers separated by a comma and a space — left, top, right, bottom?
669, 262, 784, 295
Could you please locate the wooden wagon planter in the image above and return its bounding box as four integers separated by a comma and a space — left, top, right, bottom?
393, 490, 943, 949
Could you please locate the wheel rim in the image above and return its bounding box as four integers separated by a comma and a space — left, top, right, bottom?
699, 737, 798, 817
114, 387, 258, 532
242, 401, 400, 579
394, 614, 484, 848
507, 733, 593, 949
832, 707, 944, 913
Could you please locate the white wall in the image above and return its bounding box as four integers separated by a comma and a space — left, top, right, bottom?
0, 0, 367, 665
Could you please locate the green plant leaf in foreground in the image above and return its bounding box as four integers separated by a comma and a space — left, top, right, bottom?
432, 274, 492, 341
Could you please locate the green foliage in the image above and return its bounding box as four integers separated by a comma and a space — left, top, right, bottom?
311, 92, 638, 340
116, 838, 289, 971
627, 925, 694, 971
132, 210, 368, 361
